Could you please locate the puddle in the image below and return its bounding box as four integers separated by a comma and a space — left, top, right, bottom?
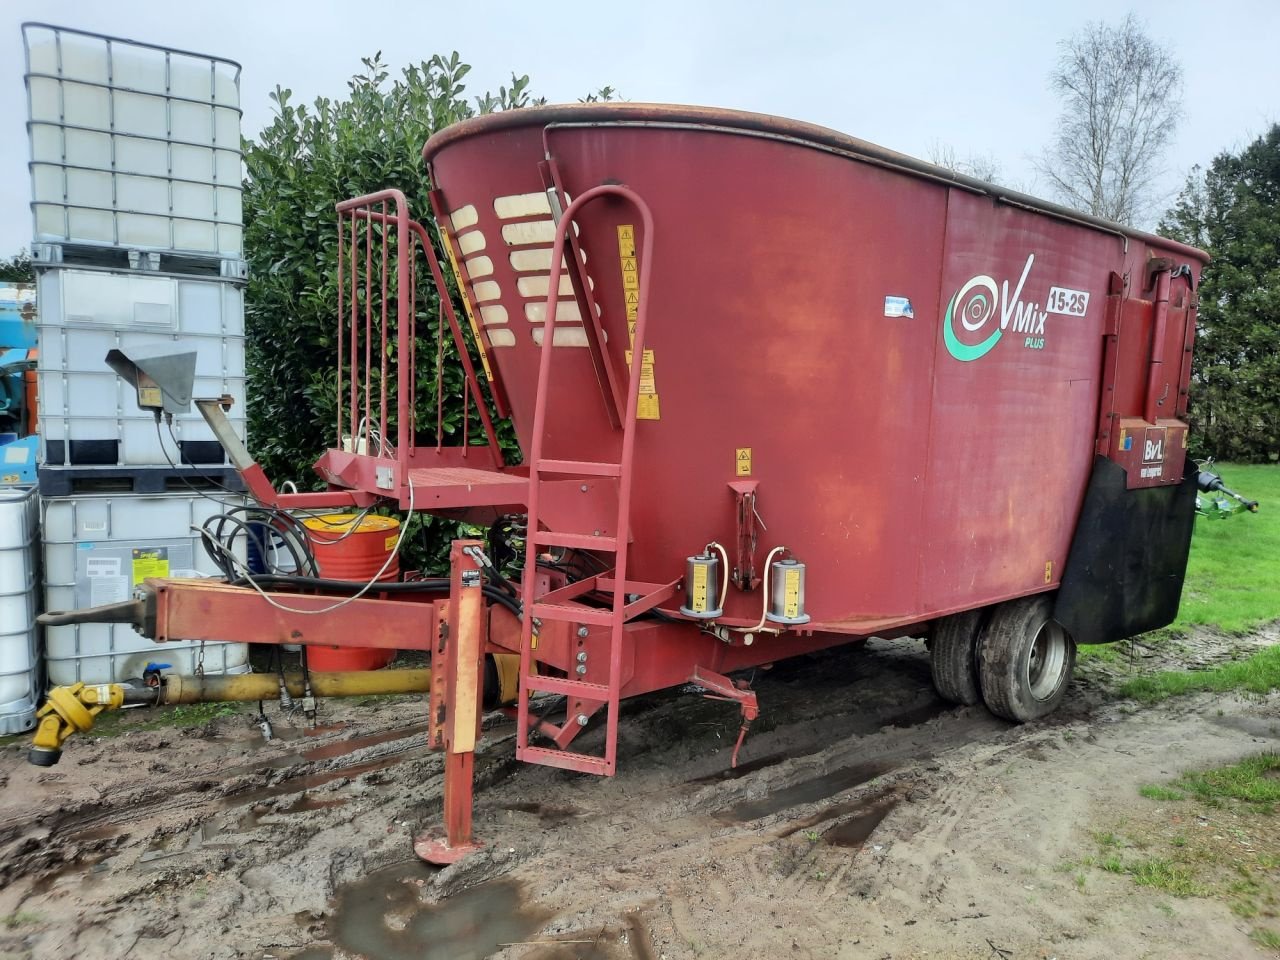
306, 722, 351, 737
496, 802, 580, 826
823, 793, 901, 847
687, 751, 788, 784
282, 793, 352, 814
222, 750, 420, 811
713, 760, 896, 823
219, 723, 422, 777
301, 724, 427, 762
327, 861, 551, 960
63, 822, 127, 845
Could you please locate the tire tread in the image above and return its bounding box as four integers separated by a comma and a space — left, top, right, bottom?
930, 609, 984, 706
978, 595, 1075, 722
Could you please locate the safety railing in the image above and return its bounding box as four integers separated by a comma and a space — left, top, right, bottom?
334, 189, 504, 469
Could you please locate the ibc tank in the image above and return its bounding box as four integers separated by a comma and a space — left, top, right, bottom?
0, 487, 40, 733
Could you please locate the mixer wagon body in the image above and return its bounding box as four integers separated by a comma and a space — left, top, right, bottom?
33, 103, 1210, 862
420, 103, 1207, 639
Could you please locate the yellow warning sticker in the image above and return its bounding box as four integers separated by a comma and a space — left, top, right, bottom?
783, 567, 801, 619
691, 562, 709, 612
1044, 561, 1054, 584
138, 385, 163, 408
618, 225, 660, 419
1117, 427, 1127, 452
385, 534, 399, 552
617, 224, 635, 258
621, 259, 639, 290
736, 448, 752, 477
132, 547, 170, 586
441, 230, 494, 383
624, 349, 657, 395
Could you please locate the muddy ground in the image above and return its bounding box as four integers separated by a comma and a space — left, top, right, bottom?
1, 631, 1278, 960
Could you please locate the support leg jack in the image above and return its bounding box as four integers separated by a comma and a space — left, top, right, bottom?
414, 540, 486, 865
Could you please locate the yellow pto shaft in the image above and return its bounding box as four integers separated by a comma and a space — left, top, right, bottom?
29, 655, 519, 767
28, 669, 430, 767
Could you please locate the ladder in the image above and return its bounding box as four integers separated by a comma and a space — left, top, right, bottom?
515, 184, 665, 776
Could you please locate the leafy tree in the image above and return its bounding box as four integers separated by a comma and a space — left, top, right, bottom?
0, 251, 34, 283
1160, 126, 1280, 462
1039, 14, 1182, 226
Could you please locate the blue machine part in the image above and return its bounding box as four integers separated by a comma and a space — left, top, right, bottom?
0, 347, 36, 442
0, 435, 38, 486
0, 284, 37, 351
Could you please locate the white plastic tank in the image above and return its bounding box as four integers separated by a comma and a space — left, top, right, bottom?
42, 492, 250, 684
23, 23, 243, 257
0, 487, 40, 734
36, 268, 247, 467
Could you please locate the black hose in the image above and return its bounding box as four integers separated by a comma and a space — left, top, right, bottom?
199, 506, 319, 578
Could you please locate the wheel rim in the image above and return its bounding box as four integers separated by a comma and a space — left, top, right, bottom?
1026, 620, 1069, 701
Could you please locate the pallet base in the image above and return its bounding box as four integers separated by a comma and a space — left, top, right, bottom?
38, 465, 246, 497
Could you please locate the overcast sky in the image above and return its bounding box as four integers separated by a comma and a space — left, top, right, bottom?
3, 0, 1278, 256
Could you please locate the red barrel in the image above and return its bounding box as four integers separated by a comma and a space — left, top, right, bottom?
302, 513, 400, 670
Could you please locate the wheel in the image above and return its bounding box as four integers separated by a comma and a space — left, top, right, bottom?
978, 595, 1075, 722
929, 609, 984, 705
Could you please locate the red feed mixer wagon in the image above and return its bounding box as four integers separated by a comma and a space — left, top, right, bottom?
35, 103, 1210, 863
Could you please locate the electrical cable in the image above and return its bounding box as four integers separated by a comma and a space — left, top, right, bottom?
198, 475, 416, 615
164, 418, 241, 494
154, 415, 247, 509
158, 416, 364, 560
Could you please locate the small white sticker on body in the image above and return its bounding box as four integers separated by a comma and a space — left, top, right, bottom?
883, 296, 914, 318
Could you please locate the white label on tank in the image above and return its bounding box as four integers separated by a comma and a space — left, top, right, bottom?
86, 556, 128, 605
1046, 287, 1090, 317
884, 296, 914, 318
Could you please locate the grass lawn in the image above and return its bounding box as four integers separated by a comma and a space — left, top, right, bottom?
1073, 752, 1280, 948
1171, 464, 1280, 635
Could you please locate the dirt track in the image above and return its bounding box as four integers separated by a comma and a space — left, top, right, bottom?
1, 635, 1277, 960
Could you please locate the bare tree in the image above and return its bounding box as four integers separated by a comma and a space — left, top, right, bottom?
1038, 13, 1182, 226
927, 141, 1004, 185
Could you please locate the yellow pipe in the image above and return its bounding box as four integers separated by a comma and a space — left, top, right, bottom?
30, 655, 520, 766
161, 669, 432, 704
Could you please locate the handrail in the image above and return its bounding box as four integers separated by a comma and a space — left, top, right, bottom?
334, 189, 504, 470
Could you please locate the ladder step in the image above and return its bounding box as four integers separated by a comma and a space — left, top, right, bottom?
532, 531, 618, 551
531, 601, 614, 626
537, 459, 622, 478
524, 675, 612, 699
519, 745, 613, 776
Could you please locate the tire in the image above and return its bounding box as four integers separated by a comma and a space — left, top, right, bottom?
978, 595, 1076, 722
929, 609, 984, 706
